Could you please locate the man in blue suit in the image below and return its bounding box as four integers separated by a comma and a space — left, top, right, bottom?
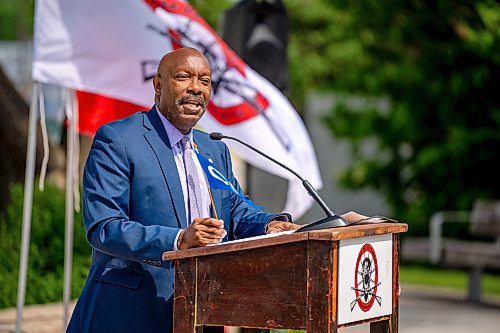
67, 47, 299, 333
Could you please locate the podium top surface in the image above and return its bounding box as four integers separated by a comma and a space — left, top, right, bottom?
162, 222, 407, 261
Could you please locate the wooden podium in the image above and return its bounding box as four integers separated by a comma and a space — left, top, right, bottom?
163, 223, 407, 332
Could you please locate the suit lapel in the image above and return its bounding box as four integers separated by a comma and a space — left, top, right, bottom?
143, 109, 187, 229
194, 131, 222, 219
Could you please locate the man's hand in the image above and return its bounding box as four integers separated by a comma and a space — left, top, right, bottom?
177, 218, 227, 250
266, 220, 301, 234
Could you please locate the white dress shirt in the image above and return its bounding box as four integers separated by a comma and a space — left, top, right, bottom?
155, 107, 212, 249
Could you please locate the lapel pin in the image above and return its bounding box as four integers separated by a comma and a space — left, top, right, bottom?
208, 158, 213, 163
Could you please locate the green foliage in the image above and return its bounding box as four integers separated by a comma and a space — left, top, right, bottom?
286, 0, 361, 106
318, 0, 500, 234
0, 183, 90, 309
0, 0, 34, 40
190, 0, 232, 29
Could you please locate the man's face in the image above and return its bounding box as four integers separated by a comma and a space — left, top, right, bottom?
154, 50, 211, 134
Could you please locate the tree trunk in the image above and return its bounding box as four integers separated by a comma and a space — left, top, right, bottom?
0, 65, 58, 212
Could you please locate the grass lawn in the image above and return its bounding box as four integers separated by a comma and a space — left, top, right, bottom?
256, 264, 500, 333
400, 263, 500, 295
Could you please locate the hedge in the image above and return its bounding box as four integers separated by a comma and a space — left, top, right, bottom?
0, 183, 90, 309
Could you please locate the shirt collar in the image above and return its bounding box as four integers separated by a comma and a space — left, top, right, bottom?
155, 105, 193, 148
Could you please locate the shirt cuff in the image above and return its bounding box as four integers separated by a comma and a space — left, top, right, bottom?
173, 229, 183, 251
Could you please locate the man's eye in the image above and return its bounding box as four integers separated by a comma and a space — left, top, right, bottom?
201, 78, 211, 85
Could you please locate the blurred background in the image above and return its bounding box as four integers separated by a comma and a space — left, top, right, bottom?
0, 0, 499, 332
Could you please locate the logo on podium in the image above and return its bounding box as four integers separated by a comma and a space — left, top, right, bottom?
350, 243, 382, 312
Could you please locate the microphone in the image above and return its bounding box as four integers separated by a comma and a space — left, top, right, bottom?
209, 132, 347, 231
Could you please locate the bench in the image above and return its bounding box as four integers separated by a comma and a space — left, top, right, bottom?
402, 200, 500, 303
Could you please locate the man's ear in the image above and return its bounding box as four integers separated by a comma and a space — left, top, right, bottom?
153, 74, 161, 95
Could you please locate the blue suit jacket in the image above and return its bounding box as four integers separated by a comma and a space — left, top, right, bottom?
68, 109, 283, 332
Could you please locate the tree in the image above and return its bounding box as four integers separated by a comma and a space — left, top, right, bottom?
0, 66, 33, 211
318, 0, 500, 234
0, 66, 62, 212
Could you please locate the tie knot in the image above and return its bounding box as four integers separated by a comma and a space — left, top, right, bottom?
181, 137, 192, 150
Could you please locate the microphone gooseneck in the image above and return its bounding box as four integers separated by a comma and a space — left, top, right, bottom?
209, 132, 347, 231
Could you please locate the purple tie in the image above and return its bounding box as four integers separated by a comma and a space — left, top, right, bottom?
181, 137, 202, 223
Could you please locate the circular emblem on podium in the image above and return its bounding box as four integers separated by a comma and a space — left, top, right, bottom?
352, 243, 380, 312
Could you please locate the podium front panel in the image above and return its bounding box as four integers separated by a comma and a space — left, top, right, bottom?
195, 241, 309, 329
337, 234, 393, 325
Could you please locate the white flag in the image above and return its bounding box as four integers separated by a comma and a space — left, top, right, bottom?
32, 0, 322, 218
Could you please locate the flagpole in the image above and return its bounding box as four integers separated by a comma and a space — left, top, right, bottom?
63, 88, 76, 329
15, 82, 39, 333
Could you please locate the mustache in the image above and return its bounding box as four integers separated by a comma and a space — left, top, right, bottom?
177, 95, 206, 109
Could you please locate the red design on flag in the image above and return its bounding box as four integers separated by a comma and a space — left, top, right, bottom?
77, 91, 146, 136
144, 0, 283, 136
144, 0, 246, 74
207, 92, 268, 126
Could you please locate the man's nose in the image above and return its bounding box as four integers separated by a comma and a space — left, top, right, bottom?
187, 78, 203, 95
